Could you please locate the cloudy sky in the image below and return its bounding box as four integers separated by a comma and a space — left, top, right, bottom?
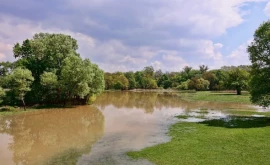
0, 0, 269, 72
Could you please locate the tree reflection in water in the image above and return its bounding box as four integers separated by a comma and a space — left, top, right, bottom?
0, 106, 104, 165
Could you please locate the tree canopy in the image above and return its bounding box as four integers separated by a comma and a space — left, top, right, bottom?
247, 21, 270, 107
0, 33, 105, 108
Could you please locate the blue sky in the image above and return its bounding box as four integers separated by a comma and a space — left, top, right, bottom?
0, 0, 269, 72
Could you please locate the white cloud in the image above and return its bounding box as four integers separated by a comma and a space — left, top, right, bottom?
0, 0, 266, 71
264, 2, 270, 17
224, 39, 252, 66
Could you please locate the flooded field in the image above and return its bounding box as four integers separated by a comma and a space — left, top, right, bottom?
0, 91, 256, 165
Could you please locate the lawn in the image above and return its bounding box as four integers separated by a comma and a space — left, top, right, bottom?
128, 116, 270, 165
179, 91, 251, 104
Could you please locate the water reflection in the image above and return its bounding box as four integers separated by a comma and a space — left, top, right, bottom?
0, 106, 104, 165
95, 91, 250, 112
0, 91, 253, 165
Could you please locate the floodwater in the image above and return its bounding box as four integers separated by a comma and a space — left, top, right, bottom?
0, 91, 252, 165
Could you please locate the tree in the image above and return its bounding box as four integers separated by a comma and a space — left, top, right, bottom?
0, 87, 5, 104
8, 68, 34, 110
177, 80, 190, 90
202, 71, 216, 90
12, 33, 105, 105
199, 65, 209, 74
125, 72, 136, 89
188, 77, 209, 91
13, 33, 79, 103
226, 68, 249, 95
143, 66, 155, 78
247, 21, 270, 107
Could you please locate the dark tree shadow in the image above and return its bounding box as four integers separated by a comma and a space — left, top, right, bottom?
199, 116, 270, 128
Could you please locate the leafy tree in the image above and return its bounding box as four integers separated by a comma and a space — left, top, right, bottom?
211, 69, 228, 90
13, 33, 79, 102
0, 62, 14, 76
59, 55, 93, 102
0, 87, 5, 104
157, 74, 172, 89
226, 68, 249, 95
247, 21, 270, 107
7, 68, 34, 110
125, 72, 136, 89
202, 72, 216, 90
188, 77, 210, 91
199, 65, 209, 74
154, 69, 163, 80
177, 80, 190, 90
143, 66, 155, 78
183, 66, 192, 74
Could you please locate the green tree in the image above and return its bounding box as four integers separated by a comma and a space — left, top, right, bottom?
177, 80, 190, 90
125, 72, 136, 89
13, 33, 79, 103
188, 77, 209, 91
199, 65, 209, 74
7, 68, 34, 110
226, 68, 249, 95
202, 72, 216, 90
0, 87, 6, 104
59, 55, 92, 103
143, 66, 155, 78
247, 21, 270, 107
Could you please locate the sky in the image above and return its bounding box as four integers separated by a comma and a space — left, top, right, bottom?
0, 0, 269, 72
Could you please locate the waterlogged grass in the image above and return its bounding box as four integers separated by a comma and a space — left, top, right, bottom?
226, 109, 270, 117
128, 117, 270, 165
179, 91, 251, 104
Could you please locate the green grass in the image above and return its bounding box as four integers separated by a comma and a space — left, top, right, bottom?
128, 117, 270, 165
179, 91, 251, 104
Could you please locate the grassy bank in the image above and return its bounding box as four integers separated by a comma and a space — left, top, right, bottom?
128, 117, 270, 165
178, 91, 251, 104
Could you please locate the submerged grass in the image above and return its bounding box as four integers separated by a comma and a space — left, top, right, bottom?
128, 117, 270, 165
179, 91, 251, 104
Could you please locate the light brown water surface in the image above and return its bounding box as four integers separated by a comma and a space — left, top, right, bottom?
0, 91, 252, 165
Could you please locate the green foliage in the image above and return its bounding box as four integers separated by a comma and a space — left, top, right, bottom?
124, 72, 136, 89
202, 71, 217, 90
40, 71, 58, 87
199, 64, 209, 74
188, 77, 209, 91
157, 74, 171, 89
0, 87, 6, 104
7, 68, 34, 108
7, 33, 105, 106
104, 72, 129, 90
177, 80, 190, 90
247, 21, 270, 107
226, 68, 249, 95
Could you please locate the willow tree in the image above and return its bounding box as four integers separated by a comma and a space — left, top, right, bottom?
247, 21, 270, 107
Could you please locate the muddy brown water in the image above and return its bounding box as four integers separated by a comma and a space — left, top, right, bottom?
0, 91, 252, 165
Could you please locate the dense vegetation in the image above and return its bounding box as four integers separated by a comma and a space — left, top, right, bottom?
104, 65, 250, 95
247, 21, 270, 107
0, 33, 105, 108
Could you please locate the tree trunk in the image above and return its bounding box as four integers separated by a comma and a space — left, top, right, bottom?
236, 88, 241, 95
22, 99, 26, 111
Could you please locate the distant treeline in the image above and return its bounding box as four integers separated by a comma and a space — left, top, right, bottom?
0, 33, 105, 109
104, 65, 250, 95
